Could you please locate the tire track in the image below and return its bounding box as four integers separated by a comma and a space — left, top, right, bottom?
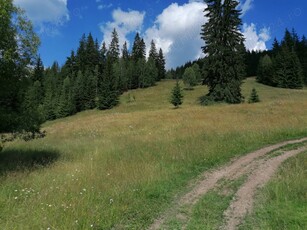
148, 137, 307, 230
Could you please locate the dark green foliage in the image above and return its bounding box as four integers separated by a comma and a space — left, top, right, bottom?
273, 47, 303, 89
171, 81, 183, 108
157, 48, 166, 80
32, 56, 44, 82
257, 55, 274, 86
97, 59, 119, 110
56, 77, 75, 118
201, 0, 245, 104
142, 58, 158, 88
0, 0, 41, 134
0, 25, 167, 124
108, 29, 120, 63
257, 29, 306, 89
248, 88, 260, 103
183, 67, 197, 89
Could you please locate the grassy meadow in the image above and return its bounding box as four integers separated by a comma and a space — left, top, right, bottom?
1, 78, 307, 229
240, 151, 307, 229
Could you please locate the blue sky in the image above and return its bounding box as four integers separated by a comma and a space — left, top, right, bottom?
13, 0, 307, 69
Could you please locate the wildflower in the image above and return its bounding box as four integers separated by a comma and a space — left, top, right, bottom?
14, 197, 18, 200
109, 198, 114, 204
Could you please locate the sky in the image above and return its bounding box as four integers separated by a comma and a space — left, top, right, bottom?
13, 0, 307, 69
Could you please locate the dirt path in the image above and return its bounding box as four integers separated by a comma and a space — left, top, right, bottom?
148, 137, 307, 230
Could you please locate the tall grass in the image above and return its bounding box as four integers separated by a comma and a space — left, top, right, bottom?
1, 78, 307, 229
240, 152, 307, 229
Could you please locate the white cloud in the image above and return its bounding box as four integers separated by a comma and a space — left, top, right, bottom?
240, 0, 254, 17
14, 0, 69, 25
98, 4, 113, 10
100, 8, 145, 49
13, 0, 69, 36
144, 1, 206, 69
243, 23, 271, 51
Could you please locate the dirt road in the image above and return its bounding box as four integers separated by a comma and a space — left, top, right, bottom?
148, 137, 307, 230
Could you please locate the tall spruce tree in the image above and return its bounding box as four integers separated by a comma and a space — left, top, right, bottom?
273, 46, 303, 89
201, 0, 245, 104
131, 33, 146, 88
157, 48, 166, 80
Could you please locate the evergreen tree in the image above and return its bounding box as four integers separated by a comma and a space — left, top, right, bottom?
131, 33, 146, 88
149, 40, 158, 63
257, 54, 274, 86
157, 48, 166, 80
273, 46, 303, 89
171, 81, 183, 108
56, 77, 75, 118
122, 41, 130, 60
32, 56, 44, 82
42, 69, 57, 120
201, 0, 245, 104
248, 88, 260, 103
271, 38, 280, 56
76, 34, 87, 73
97, 58, 119, 110
142, 58, 158, 88
74, 70, 87, 111
108, 28, 120, 63
85, 33, 100, 70
132, 33, 144, 61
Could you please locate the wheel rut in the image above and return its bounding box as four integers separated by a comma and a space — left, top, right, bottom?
148, 137, 307, 230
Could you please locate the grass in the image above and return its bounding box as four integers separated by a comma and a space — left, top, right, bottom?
1, 78, 307, 229
240, 152, 307, 230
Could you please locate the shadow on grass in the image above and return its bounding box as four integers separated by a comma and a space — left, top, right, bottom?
0, 148, 60, 175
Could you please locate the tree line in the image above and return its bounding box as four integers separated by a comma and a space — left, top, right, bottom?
24, 30, 166, 121
257, 29, 307, 89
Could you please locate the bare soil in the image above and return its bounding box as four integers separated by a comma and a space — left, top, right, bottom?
148, 138, 307, 230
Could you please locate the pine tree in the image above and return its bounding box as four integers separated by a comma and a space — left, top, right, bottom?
271, 38, 280, 56
76, 34, 87, 73
131, 33, 146, 88
201, 0, 245, 104
273, 46, 303, 89
157, 48, 166, 80
142, 58, 158, 88
32, 56, 44, 82
171, 81, 183, 108
85, 33, 100, 70
248, 88, 260, 103
108, 28, 120, 63
56, 77, 75, 118
97, 58, 119, 110
149, 40, 158, 61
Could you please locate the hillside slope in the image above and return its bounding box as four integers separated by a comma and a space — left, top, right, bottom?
1, 78, 307, 229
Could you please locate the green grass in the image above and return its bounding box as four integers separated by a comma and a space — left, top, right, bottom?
240, 152, 307, 230
1, 78, 307, 229
186, 177, 246, 230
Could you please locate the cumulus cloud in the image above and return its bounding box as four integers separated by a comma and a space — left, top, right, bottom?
100, 8, 145, 48
13, 0, 69, 36
144, 1, 206, 69
243, 23, 271, 51
14, 0, 69, 25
